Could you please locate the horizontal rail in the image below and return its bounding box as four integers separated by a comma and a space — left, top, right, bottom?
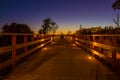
74, 34, 120, 36
72, 34, 120, 68
0, 38, 50, 54
75, 41, 110, 59
0, 33, 38, 36
75, 38, 120, 52
0, 33, 54, 70
0, 40, 52, 70
75, 41, 118, 64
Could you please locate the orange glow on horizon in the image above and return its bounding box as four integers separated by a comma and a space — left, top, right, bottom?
32, 25, 78, 34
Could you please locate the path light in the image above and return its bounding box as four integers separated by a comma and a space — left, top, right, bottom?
72, 44, 76, 46
40, 44, 44, 47
88, 56, 92, 60
40, 39, 44, 42
52, 42, 55, 44
42, 47, 48, 51
44, 47, 47, 50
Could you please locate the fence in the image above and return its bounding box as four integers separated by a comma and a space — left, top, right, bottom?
0, 33, 53, 70
72, 34, 120, 68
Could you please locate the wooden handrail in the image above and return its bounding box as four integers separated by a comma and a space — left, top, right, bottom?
74, 34, 120, 36
74, 39, 120, 52
72, 34, 120, 68
0, 33, 53, 70
0, 38, 51, 54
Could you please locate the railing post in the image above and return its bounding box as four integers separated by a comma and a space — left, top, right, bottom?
36, 34, 39, 46
99, 36, 104, 54
92, 35, 96, 56
81, 35, 83, 46
82, 35, 85, 46
52, 35, 54, 41
92, 35, 95, 48
30, 35, 34, 49
31, 35, 34, 41
99, 36, 104, 43
83, 35, 86, 46
72, 35, 75, 42
24, 35, 27, 53
112, 36, 117, 60
12, 34, 16, 67
86, 35, 90, 47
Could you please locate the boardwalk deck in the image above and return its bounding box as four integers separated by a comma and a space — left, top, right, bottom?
2, 39, 119, 80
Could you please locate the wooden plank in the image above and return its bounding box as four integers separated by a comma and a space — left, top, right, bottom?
76, 39, 120, 52
0, 38, 51, 54
0, 45, 13, 54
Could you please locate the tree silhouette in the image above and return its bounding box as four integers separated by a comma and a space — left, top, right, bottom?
112, 0, 120, 10
51, 22, 58, 40
39, 18, 58, 35
42, 18, 52, 35
51, 22, 58, 34
1, 23, 33, 46
38, 28, 43, 34
2, 22, 33, 33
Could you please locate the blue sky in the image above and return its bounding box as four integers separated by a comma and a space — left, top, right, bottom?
0, 0, 119, 34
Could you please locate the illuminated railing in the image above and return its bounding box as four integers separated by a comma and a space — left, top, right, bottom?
72, 34, 120, 68
0, 33, 53, 70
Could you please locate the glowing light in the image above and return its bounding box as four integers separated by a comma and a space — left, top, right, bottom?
40, 44, 44, 47
52, 42, 55, 44
93, 42, 97, 46
40, 39, 44, 42
88, 56, 92, 59
75, 38, 78, 40
72, 44, 76, 46
44, 47, 47, 50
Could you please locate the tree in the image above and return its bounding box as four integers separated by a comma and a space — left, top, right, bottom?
41, 18, 52, 35
112, 0, 120, 10
38, 29, 43, 34
51, 22, 58, 40
2, 22, 33, 33
112, 0, 120, 27
1, 22, 33, 46
39, 18, 58, 35
51, 22, 58, 34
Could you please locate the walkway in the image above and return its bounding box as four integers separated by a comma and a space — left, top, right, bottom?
3, 38, 119, 80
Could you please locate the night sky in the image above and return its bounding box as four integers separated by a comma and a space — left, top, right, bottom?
0, 0, 119, 34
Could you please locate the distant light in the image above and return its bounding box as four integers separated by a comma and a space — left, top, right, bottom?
40, 44, 44, 47
44, 47, 47, 50
52, 42, 55, 44
88, 56, 92, 59
41, 47, 48, 51
72, 44, 76, 46
40, 39, 44, 42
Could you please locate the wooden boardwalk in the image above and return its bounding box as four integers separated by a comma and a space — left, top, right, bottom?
2, 38, 119, 80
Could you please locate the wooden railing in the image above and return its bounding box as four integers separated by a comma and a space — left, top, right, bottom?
0, 33, 54, 70
72, 34, 120, 68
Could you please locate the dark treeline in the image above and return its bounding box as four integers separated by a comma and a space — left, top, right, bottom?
75, 26, 120, 48
75, 26, 120, 35
0, 22, 34, 47
0, 17, 59, 47
1, 23, 33, 33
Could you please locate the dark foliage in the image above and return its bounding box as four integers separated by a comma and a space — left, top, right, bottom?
2, 23, 33, 33
39, 18, 52, 34
112, 0, 120, 10
75, 26, 120, 35
39, 18, 58, 35
0, 22, 33, 47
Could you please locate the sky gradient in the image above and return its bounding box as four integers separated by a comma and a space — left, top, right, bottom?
0, 0, 119, 34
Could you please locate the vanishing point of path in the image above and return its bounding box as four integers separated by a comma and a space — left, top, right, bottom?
2, 38, 119, 80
